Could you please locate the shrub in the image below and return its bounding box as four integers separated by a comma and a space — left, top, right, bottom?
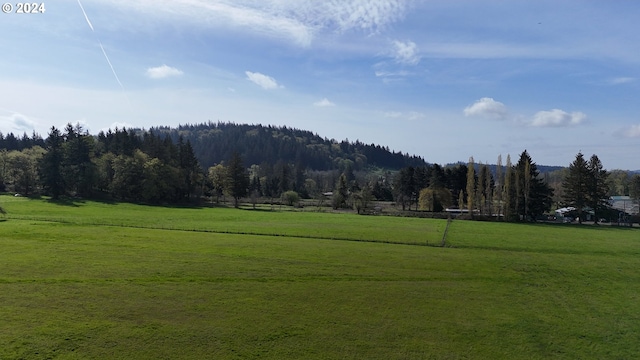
281, 191, 300, 207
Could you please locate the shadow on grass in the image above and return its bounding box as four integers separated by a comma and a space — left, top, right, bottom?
519, 221, 638, 231
46, 197, 84, 207
239, 207, 277, 212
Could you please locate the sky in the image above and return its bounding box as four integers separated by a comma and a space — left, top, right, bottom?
1, 0, 640, 169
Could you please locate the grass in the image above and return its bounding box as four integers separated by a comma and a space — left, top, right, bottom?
0, 196, 445, 245
1, 196, 639, 358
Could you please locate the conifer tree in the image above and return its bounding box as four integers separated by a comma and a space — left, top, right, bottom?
515, 150, 553, 221
587, 154, 609, 224
225, 152, 249, 208
562, 152, 589, 224
40, 126, 65, 199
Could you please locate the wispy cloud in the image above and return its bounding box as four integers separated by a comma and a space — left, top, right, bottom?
313, 98, 335, 107
392, 40, 420, 65
384, 111, 424, 121
530, 109, 586, 127
608, 77, 635, 85
322, 0, 406, 32
624, 124, 640, 138
384, 111, 403, 118
463, 97, 508, 120
245, 71, 281, 90
146, 64, 184, 79
97, 0, 407, 47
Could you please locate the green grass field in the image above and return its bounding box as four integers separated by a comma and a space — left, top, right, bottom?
1, 196, 639, 359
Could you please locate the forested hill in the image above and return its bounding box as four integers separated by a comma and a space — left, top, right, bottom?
150, 122, 427, 171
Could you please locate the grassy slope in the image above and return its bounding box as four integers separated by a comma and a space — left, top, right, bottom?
1, 196, 639, 359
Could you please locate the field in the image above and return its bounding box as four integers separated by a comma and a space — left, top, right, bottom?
1, 196, 639, 359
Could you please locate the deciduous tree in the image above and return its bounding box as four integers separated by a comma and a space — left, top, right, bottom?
466, 157, 475, 216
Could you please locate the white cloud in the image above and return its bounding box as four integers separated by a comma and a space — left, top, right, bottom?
383, 111, 424, 121
313, 98, 335, 107
463, 97, 508, 120
101, 122, 136, 133
375, 70, 412, 78
407, 111, 425, 121
0, 110, 37, 133
608, 77, 635, 85
146, 64, 183, 79
384, 111, 403, 118
530, 109, 586, 127
392, 40, 420, 65
623, 125, 640, 138
323, 0, 406, 32
245, 71, 281, 90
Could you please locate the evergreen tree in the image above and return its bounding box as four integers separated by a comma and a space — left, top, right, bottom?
224, 152, 249, 207
63, 123, 95, 197
333, 174, 348, 209
394, 166, 415, 211
179, 139, 202, 200
562, 152, 589, 224
587, 154, 609, 224
515, 150, 553, 221
40, 126, 65, 199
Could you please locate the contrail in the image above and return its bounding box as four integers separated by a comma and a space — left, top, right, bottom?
97, 40, 126, 91
77, 0, 126, 92
76, 0, 93, 31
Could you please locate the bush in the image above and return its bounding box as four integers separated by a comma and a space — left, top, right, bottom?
281, 191, 300, 207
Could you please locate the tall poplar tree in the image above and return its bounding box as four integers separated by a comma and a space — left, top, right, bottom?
496, 155, 503, 219
466, 157, 475, 216
503, 155, 516, 221
477, 164, 486, 215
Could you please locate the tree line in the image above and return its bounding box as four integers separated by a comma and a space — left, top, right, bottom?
392, 150, 625, 223
389, 150, 554, 221
1, 124, 202, 203
0, 122, 629, 223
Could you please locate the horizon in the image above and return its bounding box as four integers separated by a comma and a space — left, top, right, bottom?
1, 1, 639, 170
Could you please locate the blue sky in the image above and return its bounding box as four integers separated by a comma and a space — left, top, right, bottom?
1, 1, 640, 169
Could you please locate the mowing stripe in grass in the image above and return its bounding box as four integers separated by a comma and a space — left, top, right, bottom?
4, 214, 442, 247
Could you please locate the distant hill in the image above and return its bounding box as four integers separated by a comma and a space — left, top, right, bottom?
150, 122, 427, 171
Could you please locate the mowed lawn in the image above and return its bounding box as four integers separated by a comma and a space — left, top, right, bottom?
1, 196, 639, 359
